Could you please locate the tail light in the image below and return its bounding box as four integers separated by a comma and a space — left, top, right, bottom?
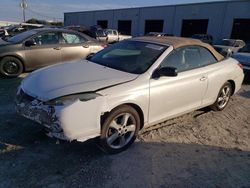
101, 44, 108, 48
238, 63, 243, 69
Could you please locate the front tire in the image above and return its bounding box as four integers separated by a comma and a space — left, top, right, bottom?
211, 82, 232, 111
100, 105, 140, 154
0, 56, 23, 77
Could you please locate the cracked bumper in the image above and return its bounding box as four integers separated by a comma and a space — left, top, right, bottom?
15, 88, 109, 142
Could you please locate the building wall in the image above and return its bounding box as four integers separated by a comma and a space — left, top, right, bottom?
221, 1, 250, 39
173, 2, 227, 41
94, 10, 114, 28
64, 0, 250, 43
139, 6, 175, 36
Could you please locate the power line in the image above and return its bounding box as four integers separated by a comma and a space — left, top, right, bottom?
20, 0, 27, 22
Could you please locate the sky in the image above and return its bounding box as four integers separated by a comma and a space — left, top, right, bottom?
0, 0, 231, 22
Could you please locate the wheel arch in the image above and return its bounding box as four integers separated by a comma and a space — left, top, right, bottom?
101, 103, 145, 130
227, 80, 235, 95
0, 54, 25, 71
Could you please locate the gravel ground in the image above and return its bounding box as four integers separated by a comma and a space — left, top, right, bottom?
0, 75, 250, 188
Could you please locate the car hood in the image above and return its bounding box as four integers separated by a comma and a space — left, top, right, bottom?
0, 38, 11, 46
22, 60, 138, 101
232, 52, 250, 64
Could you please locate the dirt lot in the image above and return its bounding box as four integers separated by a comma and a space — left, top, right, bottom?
0, 75, 250, 188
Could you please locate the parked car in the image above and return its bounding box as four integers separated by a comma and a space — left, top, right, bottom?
191, 34, 213, 44
0, 23, 44, 39
104, 29, 132, 43
214, 46, 232, 58
15, 37, 244, 154
0, 28, 106, 77
214, 39, 245, 55
232, 42, 250, 74
66, 25, 108, 42
0, 27, 8, 38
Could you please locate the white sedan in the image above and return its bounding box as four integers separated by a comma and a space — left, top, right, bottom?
15, 37, 244, 153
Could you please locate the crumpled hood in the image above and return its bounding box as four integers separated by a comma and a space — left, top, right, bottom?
232, 52, 250, 64
22, 60, 138, 101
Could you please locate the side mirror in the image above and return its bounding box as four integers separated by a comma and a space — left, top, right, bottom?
152, 67, 178, 78
24, 40, 36, 47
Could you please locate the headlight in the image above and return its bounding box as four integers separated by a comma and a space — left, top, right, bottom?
44, 93, 101, 106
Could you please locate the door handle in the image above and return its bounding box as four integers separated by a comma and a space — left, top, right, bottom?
53, 47, 61, 50
200, 76, 207, 81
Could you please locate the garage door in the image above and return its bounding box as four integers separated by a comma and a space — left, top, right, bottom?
181, 19, 209, 37
231, 19, 250, 42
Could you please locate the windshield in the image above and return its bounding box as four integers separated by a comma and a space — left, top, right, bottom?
7, 30, 38, 43
217, 39, 235, 46
96, 30, 106, 37
239, 43, 250, 53
90, 40, 167, 74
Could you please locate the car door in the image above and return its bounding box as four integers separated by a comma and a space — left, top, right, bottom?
60, 32, 91, 61
24, 31, 61, 69
148, 46, 209, 124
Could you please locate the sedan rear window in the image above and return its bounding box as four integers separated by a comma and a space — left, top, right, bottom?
90, 40, 167, 74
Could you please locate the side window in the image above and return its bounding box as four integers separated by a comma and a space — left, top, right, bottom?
238, 41, 245, 47
234, 41, 240, 47
32, 32, 59, 45
161, 48, 188, 72
61, 33, 86, 44
106, 30, 113, 35
198, 47, 217, 66
113, 30, 118, 35
161, 46, 217, 72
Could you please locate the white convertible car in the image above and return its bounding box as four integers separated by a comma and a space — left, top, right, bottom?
15, 37, 244, 153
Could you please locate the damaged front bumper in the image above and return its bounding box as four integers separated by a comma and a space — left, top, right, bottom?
15, 88, 67, 140
15, 88, 109, 142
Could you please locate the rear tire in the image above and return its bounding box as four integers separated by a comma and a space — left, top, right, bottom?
0, 56, 23, 77
210, 82, 232, 111
100, 105, 140, 154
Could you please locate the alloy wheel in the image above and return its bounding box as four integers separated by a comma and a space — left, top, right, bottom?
217, 85, 231, 109
106, 112, 136, 149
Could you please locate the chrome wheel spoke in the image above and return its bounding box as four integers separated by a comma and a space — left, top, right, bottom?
225, 87, 230, 96
222, 88, 226, 96
110, 120, 121, 131
121, 113, 130, 126
218, 97, 224, 102
107, 132, 119, 145
119, 136, 126, 147
126, 124, 136, 132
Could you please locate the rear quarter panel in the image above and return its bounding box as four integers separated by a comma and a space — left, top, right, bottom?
202, 57, 244, 106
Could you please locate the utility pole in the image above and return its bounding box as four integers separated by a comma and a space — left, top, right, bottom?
20, 0, 28, 22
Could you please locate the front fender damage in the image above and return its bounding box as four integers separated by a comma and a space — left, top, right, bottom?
58, 95, 110, 142
16, 88, 110, 142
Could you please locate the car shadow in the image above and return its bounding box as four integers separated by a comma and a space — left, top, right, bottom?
0, 135, 250, 188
